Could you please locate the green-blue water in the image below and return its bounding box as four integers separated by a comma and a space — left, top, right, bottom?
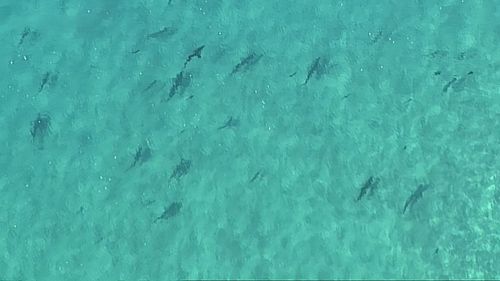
1, 0, 499, 279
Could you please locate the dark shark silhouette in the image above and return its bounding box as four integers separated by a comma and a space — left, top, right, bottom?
183, 45, 205, 69
154, 202, 182, 223
403, 184, 429, 214
231, 53, 262, 75
356, 176, 380, 201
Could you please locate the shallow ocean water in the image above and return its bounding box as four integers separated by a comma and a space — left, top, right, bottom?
0, 0, 499, 279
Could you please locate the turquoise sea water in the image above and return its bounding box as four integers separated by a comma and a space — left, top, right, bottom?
1, 0, 500, 279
